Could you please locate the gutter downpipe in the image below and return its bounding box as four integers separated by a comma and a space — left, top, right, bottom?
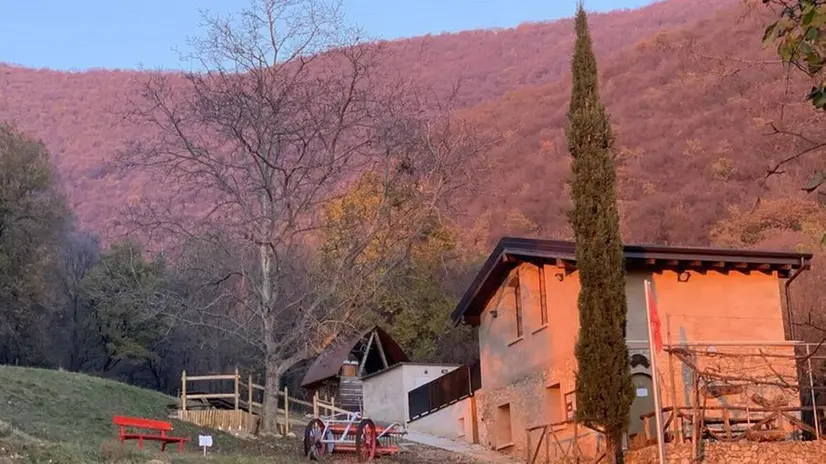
784, 257, 807, 341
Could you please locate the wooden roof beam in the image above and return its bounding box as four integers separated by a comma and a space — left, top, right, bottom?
732, 262, 752, 275
755, 263, 774, 275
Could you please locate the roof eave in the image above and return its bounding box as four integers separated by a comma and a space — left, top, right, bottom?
450, 237, 813, 327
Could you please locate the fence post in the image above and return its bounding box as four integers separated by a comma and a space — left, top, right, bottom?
234, 367, 240, 410
283, 385, 289, 435
181, 370, 187, 412
526, 428, 532, 464
806, 344, 821, 439
467, 365, 472, 397
248, 374, 254, 414
313, 391, 319, 417
331, 395, 335, 413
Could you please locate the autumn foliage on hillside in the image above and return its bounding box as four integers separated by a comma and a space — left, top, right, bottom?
1, 0, 824, 276
0, 0, 738, 239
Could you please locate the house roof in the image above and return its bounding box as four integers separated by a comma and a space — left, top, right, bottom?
300, 325, 409, 389
451, 237, 813, 326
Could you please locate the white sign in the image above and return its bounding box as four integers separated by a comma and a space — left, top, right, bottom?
199, 435, 213, 456
636, 388, 649, 397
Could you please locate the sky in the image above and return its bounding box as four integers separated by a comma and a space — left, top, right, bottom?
0, 0, 658, 71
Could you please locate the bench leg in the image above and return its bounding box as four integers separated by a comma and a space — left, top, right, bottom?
161, 441, 167, 452
178, 440, 184, 453
138, 436, 143, 450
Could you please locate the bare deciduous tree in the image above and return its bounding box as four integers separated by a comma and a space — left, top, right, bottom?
119, 0, 493, 432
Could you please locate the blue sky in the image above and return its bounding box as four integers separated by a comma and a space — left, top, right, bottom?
1, 0, 657, 71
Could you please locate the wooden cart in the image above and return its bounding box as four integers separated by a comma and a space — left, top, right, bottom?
303, 411, 406, 461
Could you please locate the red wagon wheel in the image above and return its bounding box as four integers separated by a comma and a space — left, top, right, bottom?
355, 418, 377, 462
304, 418, 330, 461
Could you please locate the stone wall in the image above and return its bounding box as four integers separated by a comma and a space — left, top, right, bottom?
626, 441, 826, 464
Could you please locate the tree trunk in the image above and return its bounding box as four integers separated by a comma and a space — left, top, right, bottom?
604, 431, 624, 464
262, 361, 282, 435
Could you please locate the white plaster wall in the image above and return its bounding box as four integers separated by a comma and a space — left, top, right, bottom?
407, 396, 475, 442
362, 366, 406, 423
362, 363, 461, 424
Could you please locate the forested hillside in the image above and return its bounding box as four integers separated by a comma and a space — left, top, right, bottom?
0, 0, 736, 238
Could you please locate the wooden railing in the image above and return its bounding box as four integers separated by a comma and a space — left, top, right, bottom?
639, 405, 823, 444
179, 369, 356, 426
180, 368, 295, 434
408, 365, 474, 421
180, 368, 267, 413
525, 420, 605, 464
312, 393, 354, 417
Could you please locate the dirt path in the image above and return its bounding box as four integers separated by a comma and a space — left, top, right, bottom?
403, 431, 521, 464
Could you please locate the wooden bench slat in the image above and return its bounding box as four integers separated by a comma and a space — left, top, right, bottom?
113, 415, 174, 431
121, 433, 188, 442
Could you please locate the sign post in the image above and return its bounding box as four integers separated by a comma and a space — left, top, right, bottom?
644, 279, 667, 464
198, 434, 213, 457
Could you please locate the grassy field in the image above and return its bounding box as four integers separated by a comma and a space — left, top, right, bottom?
0, 366, 478, 463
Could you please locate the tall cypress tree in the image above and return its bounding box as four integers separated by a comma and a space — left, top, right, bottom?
566, 3, 634, 463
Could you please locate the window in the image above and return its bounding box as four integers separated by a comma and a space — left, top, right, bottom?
565, 391, 577, 421
538, 265, 548, 326
545, 383, 563, 424
512, 271, 523, 337
496, 403, 513, 447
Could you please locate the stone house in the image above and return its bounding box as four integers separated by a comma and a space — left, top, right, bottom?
447, 237, 812, 460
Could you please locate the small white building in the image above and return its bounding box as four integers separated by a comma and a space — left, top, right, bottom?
361, 362, 461, 424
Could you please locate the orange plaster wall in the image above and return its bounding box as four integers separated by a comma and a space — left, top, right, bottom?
651, 270, 785, 344
477, 263, 580, 392
650, 270, 796, 416
476, 263, 582, 456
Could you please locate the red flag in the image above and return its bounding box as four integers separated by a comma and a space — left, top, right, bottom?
646, 281, 663, 352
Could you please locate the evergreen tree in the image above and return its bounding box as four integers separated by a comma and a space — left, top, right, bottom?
566, 4, 634, 463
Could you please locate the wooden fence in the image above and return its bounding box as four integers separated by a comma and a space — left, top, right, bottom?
178, 369, 355, 435
525, 420, 605, 464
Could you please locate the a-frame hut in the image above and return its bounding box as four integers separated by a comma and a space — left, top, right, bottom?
300, 325, 408, 412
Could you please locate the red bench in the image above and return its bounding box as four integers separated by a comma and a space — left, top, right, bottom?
112, 415, 189, 453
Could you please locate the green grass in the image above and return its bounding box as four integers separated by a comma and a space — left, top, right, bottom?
0, 366, 478, 464
0, 365, 303, 463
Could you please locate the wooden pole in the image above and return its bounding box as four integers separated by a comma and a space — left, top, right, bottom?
358, 331, 376, 376
313, 392, 319, 417
283, 386, 290, 435
181, 370, 188, 412
374, 330, 389, 368
234, 367, 240, 410
644, 280, 667, 464
806, 344, 821, 439
248, 374, 254, 415
690, 372, 700, 462
666, 313, 680, 442
526, 429, 531, 464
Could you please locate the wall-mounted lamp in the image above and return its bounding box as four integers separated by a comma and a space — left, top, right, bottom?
554, 273, 565, 282
677, 271, 691, 283
490, 309, 499, 318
